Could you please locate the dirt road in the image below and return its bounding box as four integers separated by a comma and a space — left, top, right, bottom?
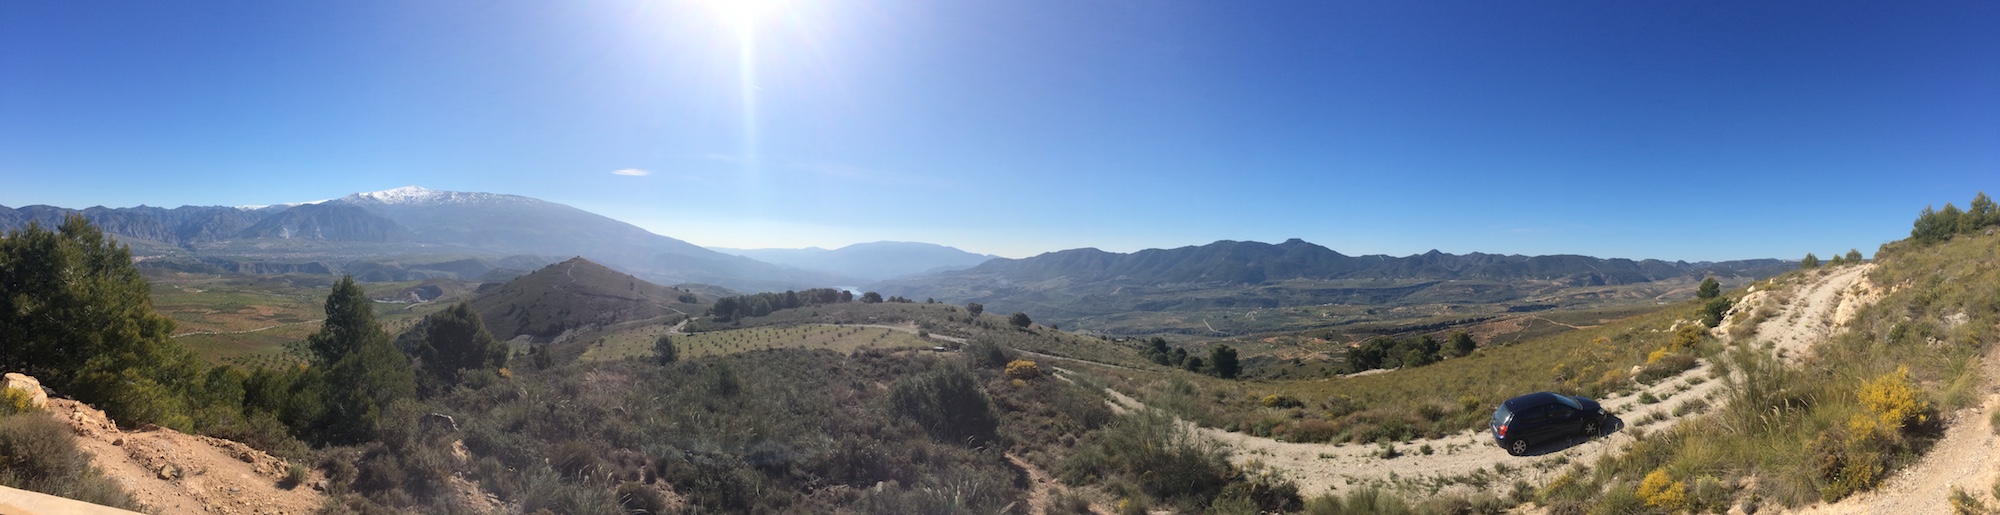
1086, 361, 1724, 499
1731, 265, 1875, 364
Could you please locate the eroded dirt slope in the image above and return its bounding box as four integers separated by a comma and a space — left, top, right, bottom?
45, 399, 327, 515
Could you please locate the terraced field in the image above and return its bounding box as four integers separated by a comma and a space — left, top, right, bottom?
579, 323, 936, 362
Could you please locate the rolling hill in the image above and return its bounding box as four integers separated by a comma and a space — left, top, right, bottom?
465, 257, 704, 343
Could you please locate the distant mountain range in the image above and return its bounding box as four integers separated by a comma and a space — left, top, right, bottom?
0, 186, 850, 291
872, 238, 1793, 324
708, 241, 996, 282
2, 189, 1794, 325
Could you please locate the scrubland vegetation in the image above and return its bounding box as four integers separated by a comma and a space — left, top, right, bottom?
1534, 196, 2000, 512
0, 216, 1299, 513
7, 191, 1998, 514
1085, 297, 1718, 447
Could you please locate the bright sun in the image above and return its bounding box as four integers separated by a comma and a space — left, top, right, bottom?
702, 0, 787, 29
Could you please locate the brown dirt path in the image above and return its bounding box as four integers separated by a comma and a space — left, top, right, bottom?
1726, 265, 1874, 364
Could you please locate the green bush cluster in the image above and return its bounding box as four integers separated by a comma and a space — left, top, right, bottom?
889, 362, 1000, 446
1345, 334, 1448, 373
1911, 192, 2000, 245
708, 288, 851, 322
1058, 409, 1263, 511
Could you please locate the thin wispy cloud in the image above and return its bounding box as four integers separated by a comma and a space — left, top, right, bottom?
612, 168, 651, 177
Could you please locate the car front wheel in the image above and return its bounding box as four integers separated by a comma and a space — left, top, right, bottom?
1582, 420, 1600, 437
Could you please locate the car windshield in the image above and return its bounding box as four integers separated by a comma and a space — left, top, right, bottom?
1554, 395, 1584, 410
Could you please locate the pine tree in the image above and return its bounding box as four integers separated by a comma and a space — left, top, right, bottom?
1913, 206, 1945, 244
0, 215, 206, 430
1845, 249, 1864, 263
1010, 312, 1033, 328
654, 334, 679, 365
1801, 253, 1820, 269
415, 301, 507, 393
1939, 203, 1965, 236
304, 275, 415, 444
1974, 192, 1999, 229
1696, 277, 1721, 300
1210, 344, 1240, 379
1447, 331, 1478, 357
308, 276, 384, 366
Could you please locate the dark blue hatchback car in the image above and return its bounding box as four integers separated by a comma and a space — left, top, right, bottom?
1490, 392, 1608, 455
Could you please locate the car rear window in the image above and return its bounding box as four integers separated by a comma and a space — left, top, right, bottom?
1491, 405, 1512, 426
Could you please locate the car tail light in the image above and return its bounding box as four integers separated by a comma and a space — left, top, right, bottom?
1496, 424, 1508, 437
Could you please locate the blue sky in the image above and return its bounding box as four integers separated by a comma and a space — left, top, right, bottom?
2, 1, 1995, 261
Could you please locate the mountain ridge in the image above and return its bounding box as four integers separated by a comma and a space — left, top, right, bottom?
872, 238, 1791, 327
0, 187, 852, 292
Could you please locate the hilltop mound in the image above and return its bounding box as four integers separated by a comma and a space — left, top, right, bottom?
467, 257, 702, 342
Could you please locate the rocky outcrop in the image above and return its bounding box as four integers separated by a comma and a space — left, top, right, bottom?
2, 373, 47, 409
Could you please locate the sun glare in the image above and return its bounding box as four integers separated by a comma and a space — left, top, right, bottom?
703, 0, 787, 29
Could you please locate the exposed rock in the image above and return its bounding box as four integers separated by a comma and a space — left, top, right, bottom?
3, 372, 48, 409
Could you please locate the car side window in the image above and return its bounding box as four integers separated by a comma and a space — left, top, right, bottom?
1517, 405, 1548, 421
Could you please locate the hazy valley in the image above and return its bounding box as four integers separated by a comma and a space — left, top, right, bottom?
7, 186, 1999, 515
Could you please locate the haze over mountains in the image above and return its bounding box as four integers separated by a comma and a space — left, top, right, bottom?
3, 186, 1793, 325
0, 186, 849, 291
873, 238, 1793, 326
709, 241, 997, 282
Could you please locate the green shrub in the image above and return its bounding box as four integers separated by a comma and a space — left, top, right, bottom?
1216, 462, 1302, 513
1700, 297, 1734, 328
1301, 486, 1411, 515
1261, 394, 1303, 408
614, 481, 665, 515
1951, 486, 1986, 515
1059, 409, 1233, 507
1689, 475, 1730, 514
1592, 483, 1648, 515
889, 362, 999, 446
1637, 352, 1700, 384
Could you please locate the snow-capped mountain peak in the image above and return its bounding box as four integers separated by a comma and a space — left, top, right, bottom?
335, 186, 521, 206
351, 185, 441, 204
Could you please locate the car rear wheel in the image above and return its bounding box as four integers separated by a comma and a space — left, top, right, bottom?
1509, 439, 1528, 455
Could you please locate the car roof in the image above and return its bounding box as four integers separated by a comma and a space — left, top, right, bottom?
1501, 392, 1570, 410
